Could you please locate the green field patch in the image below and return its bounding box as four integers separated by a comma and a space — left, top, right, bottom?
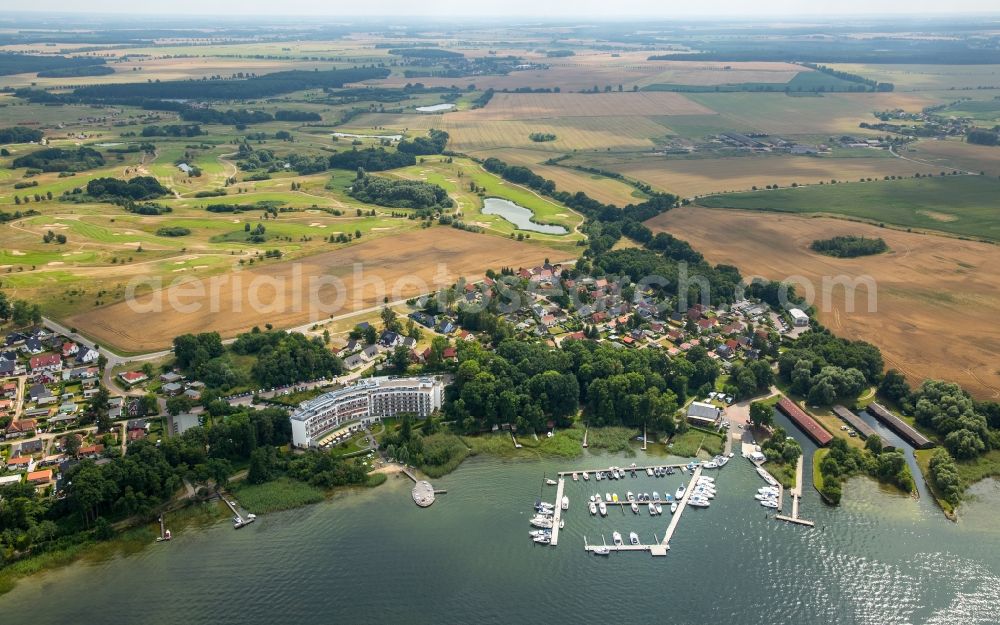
697, 175, 1000, 241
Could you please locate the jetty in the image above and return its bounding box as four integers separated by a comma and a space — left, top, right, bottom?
775, 455, 815, 527
550, 478, 565, 546
219, 491, 255, 529
402, 467, 444, 507
557, 461, 699, 477
581, 465, 704, 557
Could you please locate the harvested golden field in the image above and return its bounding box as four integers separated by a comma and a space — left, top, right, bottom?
66, 228, 565, 352
686, 92, 940, 135
908, 139, 1000, 176
604, 154, 938, 197
372, 52, 807, 91
648, 207, 1000, 399
464, 92, 713, 120
441, 116, 670, 152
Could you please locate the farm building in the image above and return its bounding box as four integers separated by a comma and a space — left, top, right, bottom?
789, 308, 809, 327
832, 405, 876, 440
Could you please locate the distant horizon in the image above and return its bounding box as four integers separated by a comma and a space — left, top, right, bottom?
5, 1, 1000, 20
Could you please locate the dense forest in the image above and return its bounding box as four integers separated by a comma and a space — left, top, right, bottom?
12, 147, 105, 172
0, 53, 106, 76
141, 124, 204, 137
36, 65, 115, 78
84, 176, 170, 202
348, 174, 454, 210
0, 126, 44, 143
328, 147, 416, 171
396, 129, 449, 155
72, 67, 390, 101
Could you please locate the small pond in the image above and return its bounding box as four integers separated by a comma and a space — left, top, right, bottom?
482, 197, 568, 234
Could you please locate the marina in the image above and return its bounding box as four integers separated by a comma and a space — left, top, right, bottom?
775, 455, 816, 527
574, 465, 706, 557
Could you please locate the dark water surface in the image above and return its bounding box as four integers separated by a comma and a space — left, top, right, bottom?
4, 443, 998, 625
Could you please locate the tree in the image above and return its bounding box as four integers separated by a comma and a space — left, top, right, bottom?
363, 324, 378, 345
390, 345, 411, 372
879, 369, 911, 404
165, 395, 194, 416
748, 401, 774, 429
865, 434, 884, 455
247, 446, 277, 484
64, 433, 82, 457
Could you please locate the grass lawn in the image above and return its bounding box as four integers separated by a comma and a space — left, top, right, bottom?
668, 427, 724, 458
813, 447, 828, 493
914, 449, 956, 518
697, 175, 1000, 241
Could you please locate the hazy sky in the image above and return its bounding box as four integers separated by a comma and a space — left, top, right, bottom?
16, 0, 1000, 17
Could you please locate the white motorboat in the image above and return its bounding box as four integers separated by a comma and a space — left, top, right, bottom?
530, 517, 553, 528
595, 493, 602, 502
717, 456, 730, 467
596, 471, 603, 481
589, 501, 598, 515
613, 531, 624, 546
545, 478, 557, 486
590, 494, 596, 503
761, 500, 779, 509
688, 498, 710, 508
535, 509, 554, 517
572, 472, 579, 481
599, 502, 607, 517
648, 502, 657, 516
698, 475, 715, 483
675, 485, 686, 500
655, 503, 663, 515
629, 532, 639, 545
631, 501, 639, 514
670, 502, 678, 514
652, 491, 660, 502
646, 467, 654, 476
529, 529, 551, 537
561, 496, 569, 510
533, 535, 551, 544
605, 492, 612, 502
593, 546, 610, 556
582, 472, 590, 481
627, 491, 635, 502
702, 461, 718, 469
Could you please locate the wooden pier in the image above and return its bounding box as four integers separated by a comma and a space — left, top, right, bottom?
550, 478, 565, 546
580, 465, 704, 557
775, 455, 815, 527
557, 462, 695, 478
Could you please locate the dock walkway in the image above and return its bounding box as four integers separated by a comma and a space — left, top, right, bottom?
581, 465, 703, 557
551, 479, 565, 546
775, 455, 814, 527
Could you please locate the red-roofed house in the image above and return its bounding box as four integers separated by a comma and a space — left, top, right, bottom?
78, 444, 105, 459
30, 354, 62, 373
27, 469, 53, 486
442, 347, 457, 361
7, 456, 32, 470
118, 371, 147, 386
6, 419, 37, 438
62, 342, 79, 358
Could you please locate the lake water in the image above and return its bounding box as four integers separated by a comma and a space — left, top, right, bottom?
415, 103, 456, 112
4, 431, 999, 625
482, 197, 569, 234
332, 132, 403, 141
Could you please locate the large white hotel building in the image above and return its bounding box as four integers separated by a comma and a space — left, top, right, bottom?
290, 376, 444, 448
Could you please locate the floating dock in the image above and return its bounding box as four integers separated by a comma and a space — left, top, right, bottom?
557, 462, 696, 478
550, 478, 565, 546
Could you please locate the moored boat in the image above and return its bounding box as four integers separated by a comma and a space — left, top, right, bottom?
599, 501, 607, 517
631, 501, 639, 514
561, 496, 569, 510
670, 502, 678, 514
613, 531, 624, 546
593, 546, 610, 556
589, 501, 598, 515
629, 531, 639, 545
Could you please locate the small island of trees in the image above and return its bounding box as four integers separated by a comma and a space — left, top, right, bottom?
529, 132, 557, 142
810, 235, 888, 258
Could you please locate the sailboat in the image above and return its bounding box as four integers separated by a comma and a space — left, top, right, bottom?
599, 501, 607, 517
589, 501, 598, 515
